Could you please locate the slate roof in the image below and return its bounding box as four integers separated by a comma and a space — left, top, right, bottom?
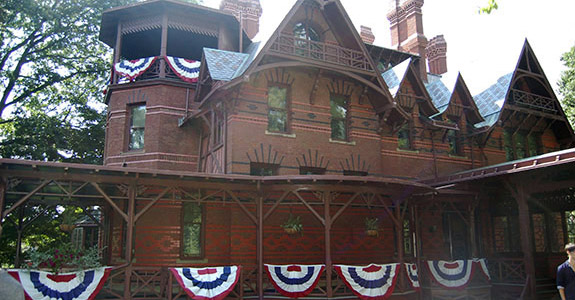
472, 73, 513, 128
425, 74, 452, 113
203, 48, 250, 81
381, 59, 411, 97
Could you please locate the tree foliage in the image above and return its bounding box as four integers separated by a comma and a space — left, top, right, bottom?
560, 45, 575, 126
479, 0, 499, 14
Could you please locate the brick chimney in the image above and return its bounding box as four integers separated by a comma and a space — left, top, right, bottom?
387, 0, 427, 80
360, 26, 375, 44
426, 35, 447, 75
220, 0, 263, 40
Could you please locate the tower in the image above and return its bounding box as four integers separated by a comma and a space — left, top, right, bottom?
98, 0, 248, 171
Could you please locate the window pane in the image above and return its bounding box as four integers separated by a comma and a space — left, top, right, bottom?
447, 129, 458, 155
131, 105, 146, 127
183, 203, 202, 223
129, 128, 145, 150
330, 95, 347, 119
331, 119, 346, 140
398, 125, 411, 150
268, 86, 287, 109
183, 224, 201, 256
503, 129, 514, 161
514, 132, 526, 159
528, 134, 540, 156
268, 110, 287, 132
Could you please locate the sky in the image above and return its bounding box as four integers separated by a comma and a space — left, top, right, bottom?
203, 0, 575, 96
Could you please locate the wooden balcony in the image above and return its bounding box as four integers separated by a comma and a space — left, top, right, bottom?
269, 33, 374, 73
509, 88, 558, 114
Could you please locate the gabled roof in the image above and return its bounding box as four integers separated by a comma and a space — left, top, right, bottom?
196, 0, 393, 113
472, 73, 513, 128
425, 74, 452, 112
426, 73, 484, 125
382, 59, 411, 97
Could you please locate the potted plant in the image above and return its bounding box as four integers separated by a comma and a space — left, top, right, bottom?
365, 217, 379, 236
281, 215, 303, 235
25, 243, 103, 274
59, 209, 77, 232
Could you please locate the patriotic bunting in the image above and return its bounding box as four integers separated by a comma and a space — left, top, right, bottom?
264, 264, 325, 298
114, 56, 157, 81
473, 258, 491, 280
404, 263, 420, 290
426, 260, 474, 289
334, 264, 399, 300
169, 266, 240, 300
165, 56, 201, 83
8, 267, 111, 300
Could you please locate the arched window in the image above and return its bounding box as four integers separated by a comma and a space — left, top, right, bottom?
293, 22, 320, 41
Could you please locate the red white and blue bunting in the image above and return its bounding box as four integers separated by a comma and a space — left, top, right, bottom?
264, 264, 325, 298
334, 264, 399, 300
165, 56, 201, 83
473, 258, 491, 280
114, 56, 157, 81
8, 267, 111, 300
169, 266, 240, 300
404, 263, 420, 290
426, 260, 474, 289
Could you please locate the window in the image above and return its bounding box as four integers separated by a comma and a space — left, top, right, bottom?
250, 162, 279, 176
182, 202, 203, 258
403, 219, 413, 255
493, 215, 521, 253
527, 134, 542, 156
299, 166, 326, 175
343, 170, 367, 176
293, 22, 320, 41
267, 86, 288, 133
397, 123, 412, 150
513, 131, 527, 159
503, 128, 514, 161
446, 129, 460, 156
330, 94, 348, 141
129, 104, 146, 150
293, 22, 321, 58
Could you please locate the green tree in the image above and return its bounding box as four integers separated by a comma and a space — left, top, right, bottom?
560, 45, 575, 126
479, 0, 498, 14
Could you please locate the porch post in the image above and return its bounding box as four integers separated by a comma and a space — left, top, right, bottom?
124, 184, 136, 300
14, 206, 24, 267
515, 183, 536, 299
469, 199, 478, 257
324, 191, 333, 297
159, 13, 168, 78
257, 192, 264, 300
113, 21, 122, 84
394, 200, 405, 288
0, 177, 5, 238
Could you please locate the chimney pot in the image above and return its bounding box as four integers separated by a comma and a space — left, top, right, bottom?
360, 26, 375, 44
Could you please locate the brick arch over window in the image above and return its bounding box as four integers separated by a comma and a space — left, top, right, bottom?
295, 149, 329, 175
246, 144, 285, 176
339, 153, 371, 176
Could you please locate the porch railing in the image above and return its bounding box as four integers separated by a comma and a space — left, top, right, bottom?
269, 33, 374, 72
509, 88, 558, 113
113, 57, 183, 85
487, 257, 526, 283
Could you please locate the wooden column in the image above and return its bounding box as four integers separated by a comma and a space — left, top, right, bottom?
324, 192, 333, 297
113, 22, 122, 84
394, 200, 405, 288
124, 184, 136, 300
516, 183, 536, 299
257, 192, 264, 300
159, 13, 168, 78
506, 179, 536, 299
0, 177, 5, 238
14, 206, 24, 267
469, 199, 478, 257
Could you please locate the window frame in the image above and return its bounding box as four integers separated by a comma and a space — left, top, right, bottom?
397, 122, 412, 150
330, 93, 350, 142
180, 202, 205, 259
299, 166, 326, 175
250, 162, 280, 176
127, 103, 146, 151
343, 170, 368, 176
267, 84, 291, 134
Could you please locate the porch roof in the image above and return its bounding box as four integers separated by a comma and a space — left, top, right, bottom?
421, 147, 575, 188
0, 159, 434, 194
